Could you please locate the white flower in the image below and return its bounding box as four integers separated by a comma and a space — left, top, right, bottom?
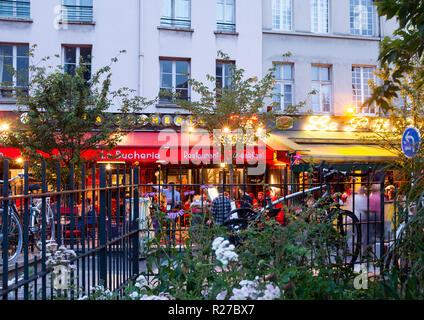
139, 292, 175, 300
135, 275, 148, 289
129, 291, 139, 300
212, 237, 238, 266
258, 284, 281, 300
216, 290, 227, 300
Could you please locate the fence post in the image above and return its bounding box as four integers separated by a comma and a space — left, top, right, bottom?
132, 167, 140, 277
99, 165, 107, 286
380, 173, 386, 261
2, 160, 9, 300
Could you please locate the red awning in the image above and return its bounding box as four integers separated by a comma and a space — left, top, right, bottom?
0, 131, 290, 165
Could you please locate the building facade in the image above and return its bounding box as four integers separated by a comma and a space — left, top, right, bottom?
0, 0, 398, 115
262, 0, 397, 116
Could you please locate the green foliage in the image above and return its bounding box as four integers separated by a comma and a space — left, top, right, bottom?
175, 51, 300, 134
1, 46, 155, 183
366, 0, 424, 110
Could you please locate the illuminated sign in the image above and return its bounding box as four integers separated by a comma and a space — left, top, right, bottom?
303, 116, 392, 133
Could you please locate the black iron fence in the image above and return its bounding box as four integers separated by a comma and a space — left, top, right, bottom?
0, 161, 405, 299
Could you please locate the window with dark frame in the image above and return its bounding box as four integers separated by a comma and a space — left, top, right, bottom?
0, 43, 29, 99
311, 65, 332, 113
273, 63, 294, 111
159, 58, 190, 103
63, 45, 92, 81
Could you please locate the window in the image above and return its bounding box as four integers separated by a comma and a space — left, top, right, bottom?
272, 0, 292, 31
350, 0, 374, 36
217, 0, 235, 32
311, 65, 332, 113
273, 64, 294, 111
0, 44, 29, 98
0, 0, 30, 18
352, 66, 376, 114
161, 0, 191, 29
62, 0, 93, 23
216, 61, 234, 89
63, 46, 92, 81
159, 59, 190, 103
311, 0, 328, 33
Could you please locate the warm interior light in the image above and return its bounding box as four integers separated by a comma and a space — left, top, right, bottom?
223, 127, 230, 133
256, 127, 263, 135
17, 157, 23, 164
220, 162, 226, 168
346, 106, 355, 114
1, 123, 9, 131
106, 164, 111, 170
188, 126, 195, 133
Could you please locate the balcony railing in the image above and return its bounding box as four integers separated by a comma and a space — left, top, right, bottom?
0, 0, 30, 19
160, 16, 191, 29
216, 22, 236, 33
61, 4, 93, 23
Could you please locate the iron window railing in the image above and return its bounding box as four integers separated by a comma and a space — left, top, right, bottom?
61, 4, 93, 23
0, 0, 30, 19
160, 17, 191, 29
216, 22, 236, 33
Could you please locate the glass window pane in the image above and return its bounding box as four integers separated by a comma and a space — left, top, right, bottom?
161, 74, 172, 88
282, 64, 292, 80
176, 74, 188, 89
176, 88, 188, 100
274, 64, 281, 80
162, 0, 171, 17
80, 47, 92, 64
0, 45, 13, 57
16, 45, 29, 57
175, 0, 190, 20
160, 60, 172, 74
64, 63, 76, 76
176, 61, 188, 74
273, 83, 281, 104
16, 56, 29, 87
64, 47, 76, 64
216, 63, 223, 77
1, 56, 13, 83
312, 66, 319, 81
320, 67, 330, 81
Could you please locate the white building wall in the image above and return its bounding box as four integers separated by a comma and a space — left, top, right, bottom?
262, 0, 398, 116
141, 0, 263, 113
0, 0, 140, 112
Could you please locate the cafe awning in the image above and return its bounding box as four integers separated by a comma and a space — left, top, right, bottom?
296, 144, 397, 163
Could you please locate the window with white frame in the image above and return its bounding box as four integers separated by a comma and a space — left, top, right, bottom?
216, 61, 234, 89
311, 65, 332, 113
352, 66, 376, 114
272, 0, 292, 31
160, 59, 190, 103
62, 0, 93, 23
311, 0, 329, 33
217, 0, 235, 32
63, 46, 92, 81
350, 0, 375, 36
0, 0, 30, 19
161, 0, 191, 29
0, 44, 29, 98
273, 64, 294, 111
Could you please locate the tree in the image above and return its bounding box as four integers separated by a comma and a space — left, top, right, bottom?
1, 47, 154, 184
366, 0, 424, 110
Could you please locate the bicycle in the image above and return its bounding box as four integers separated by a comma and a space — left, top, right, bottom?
223, 163, 362, 267
0, 174, 55, 264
